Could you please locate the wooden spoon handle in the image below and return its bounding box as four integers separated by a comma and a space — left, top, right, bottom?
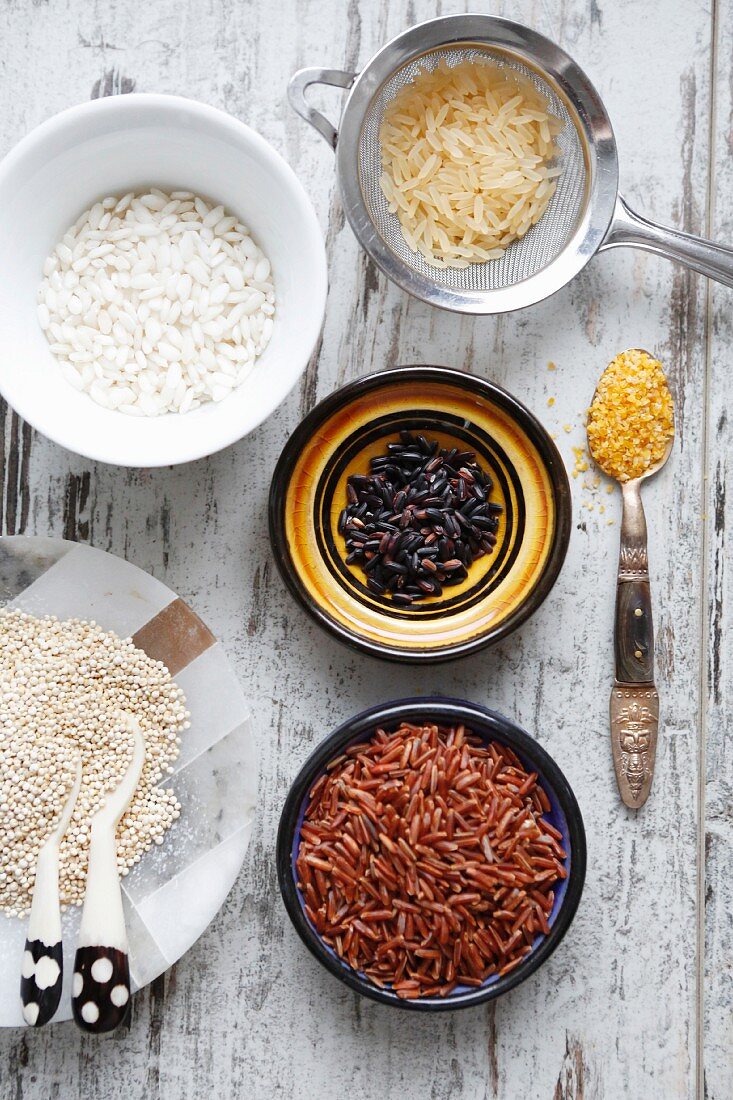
612, 480, 659, 808
615, 575, 654, 682
615, 480, 655, 682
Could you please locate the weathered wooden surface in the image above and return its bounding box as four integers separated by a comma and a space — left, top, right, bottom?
0, 0, 728, 1097
706, 0, 733, 1094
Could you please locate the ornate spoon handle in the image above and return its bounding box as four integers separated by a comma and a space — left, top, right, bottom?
610, 480, 659, 808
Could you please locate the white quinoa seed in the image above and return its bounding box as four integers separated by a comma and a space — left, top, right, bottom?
38, 190, 276, 416
0, 609, 188, 917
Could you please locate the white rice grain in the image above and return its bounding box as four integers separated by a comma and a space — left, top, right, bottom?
38, 189, 275, 416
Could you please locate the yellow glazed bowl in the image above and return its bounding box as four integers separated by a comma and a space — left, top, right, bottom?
268, 366, 571, 662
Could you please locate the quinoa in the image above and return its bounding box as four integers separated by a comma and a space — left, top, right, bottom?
586, 349, 674, 482
0, 610, 188, 916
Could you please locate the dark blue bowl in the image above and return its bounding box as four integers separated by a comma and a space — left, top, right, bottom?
277, 698, 586, 1011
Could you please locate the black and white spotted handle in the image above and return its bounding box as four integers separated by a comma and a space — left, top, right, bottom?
72, 944, 131, 1033
71, 809, 132, 1033
72, 717, 144, 1034
20, 848, 64, 1026
20, 937, 63, 1027
20, 760, 81, 1027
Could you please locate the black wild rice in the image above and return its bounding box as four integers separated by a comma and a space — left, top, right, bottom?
338, 431, 503, 604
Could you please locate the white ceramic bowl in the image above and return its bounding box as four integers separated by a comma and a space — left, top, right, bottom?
0, 94, 327, 466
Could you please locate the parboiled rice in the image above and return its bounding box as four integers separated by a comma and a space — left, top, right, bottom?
378, 60, 564, 269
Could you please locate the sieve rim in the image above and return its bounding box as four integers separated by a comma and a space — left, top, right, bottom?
334, 15, 619, 314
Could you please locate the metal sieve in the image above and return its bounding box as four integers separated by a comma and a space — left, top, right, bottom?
289, 14, 733, 314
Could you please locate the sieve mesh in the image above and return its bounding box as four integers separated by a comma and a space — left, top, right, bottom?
358, 45, 588, 292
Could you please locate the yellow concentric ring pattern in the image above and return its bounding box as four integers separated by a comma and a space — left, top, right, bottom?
284, 380, 557, 655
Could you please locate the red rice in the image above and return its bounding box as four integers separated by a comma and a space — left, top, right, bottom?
296, 722, 567, 998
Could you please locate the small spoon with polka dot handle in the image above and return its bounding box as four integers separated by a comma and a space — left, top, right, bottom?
72, 715, 145, 1034
20, 756, 82, 1027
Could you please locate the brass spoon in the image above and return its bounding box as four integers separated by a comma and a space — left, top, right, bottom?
587, 351, 674, 809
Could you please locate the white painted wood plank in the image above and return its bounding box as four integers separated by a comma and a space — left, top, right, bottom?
0, 1, 716, 1098
704, 1, 733, 1095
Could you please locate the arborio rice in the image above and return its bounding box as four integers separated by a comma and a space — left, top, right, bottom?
37, 190, 275, 416
379, 60, 563, 269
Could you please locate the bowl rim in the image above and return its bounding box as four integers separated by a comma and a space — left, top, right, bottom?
0, 92, 328, 467
276, 696, 587, 1012
268, 365, 572, 662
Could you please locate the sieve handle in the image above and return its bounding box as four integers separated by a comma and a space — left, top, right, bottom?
602, 194, 733, 287
288, 68, 357, 150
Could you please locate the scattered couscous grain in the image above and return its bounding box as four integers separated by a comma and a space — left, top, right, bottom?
571, 445, 589, 479
586, 349, 674, 482
547, 396, 555, 407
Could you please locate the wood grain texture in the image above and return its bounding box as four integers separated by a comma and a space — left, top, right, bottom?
614, 578, 655, 683
0, 0, 725, 1097
705, 1, 733, 1097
